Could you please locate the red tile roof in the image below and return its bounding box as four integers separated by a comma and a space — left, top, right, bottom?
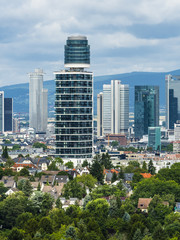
140, 173, 152, 178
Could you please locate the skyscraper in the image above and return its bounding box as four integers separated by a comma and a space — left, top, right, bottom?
102, 80, 129, 135
134, 86, 159, 139
54, 36, 93, 159
29, 69, 48, 133
97, 92, 103, 137
111, 80, 129, 135
0, 92, 4, 134
148, 127, 161, 151
166, 75, 180, 129
4, 98, 13, 132
102, 84, 111, 135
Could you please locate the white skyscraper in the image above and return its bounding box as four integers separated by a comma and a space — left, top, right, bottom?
29, 69, 48, 132
103, 84, 111, 134
97, 92, 103, 137
102, 80, 129, 135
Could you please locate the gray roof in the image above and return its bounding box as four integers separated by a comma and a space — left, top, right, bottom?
54, 175, 69, 183
124, 173, 134, 181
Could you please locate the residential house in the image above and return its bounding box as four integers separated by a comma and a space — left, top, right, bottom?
138, 198, 152, 213
0, 176, 16, 188
124, 173, 134, 183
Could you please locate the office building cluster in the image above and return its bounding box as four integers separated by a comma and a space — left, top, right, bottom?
3, 35, 180, 160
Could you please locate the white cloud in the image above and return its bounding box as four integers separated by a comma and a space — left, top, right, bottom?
0, 0, 180, 86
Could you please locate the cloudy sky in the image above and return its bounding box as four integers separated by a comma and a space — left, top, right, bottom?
1, 0, 180, 86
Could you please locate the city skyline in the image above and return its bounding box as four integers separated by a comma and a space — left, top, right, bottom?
1, 1, 180, 86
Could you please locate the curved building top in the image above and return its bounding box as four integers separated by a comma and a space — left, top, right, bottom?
64, 35, 90, 68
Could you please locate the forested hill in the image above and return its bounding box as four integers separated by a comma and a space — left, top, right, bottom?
1, 69, 180, 115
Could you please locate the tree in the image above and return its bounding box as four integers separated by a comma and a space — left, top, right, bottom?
77, 174, 97, 191
0, 167, 4, 180
148, 160, 155, 175
65, 161, 74, 169
32, 142, 47, 150
0, 192, 27, 228
55, 197, 62, 209
22, 180, 33, 197
39, 216, 53, 234
133, 228, 142, 240
9, 228, 24, 240
148, 195, 172, 224
82, 159, 89, 167
152, 223, 168, 240
65, 226, 78, 240
19, 167, 29, 176
48, 161, 59, 171
62, 178, 86, 199
86, 198, 109, 220
37, 182, 41, 191
111, 172, 117, 183
131, 178, 180, 202
4, 159, 14, 168
129, 161, 140, 168
2, 146, 9, 159
101, 153, 113, 169
122, 212, 131, 222
142, 161, 147, 171
132, 173, 143, 184
54, 157, 63, 165
83, 195, 91, 209
111, 141, 119, 148
90, 159, 104, 184
171, 162, 180, 169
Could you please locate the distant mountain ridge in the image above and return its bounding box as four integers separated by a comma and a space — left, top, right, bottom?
1, 69, 180, 116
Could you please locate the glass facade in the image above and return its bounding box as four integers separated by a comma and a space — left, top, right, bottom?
4, 98, 13, 132
166, 75, 180, 129
148, 127, 161, 151
55, 72, 93, 158
65, 36, 90, 67
135, 86, 159, 139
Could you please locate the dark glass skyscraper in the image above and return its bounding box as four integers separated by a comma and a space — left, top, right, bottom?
134, 86, 159, 139
54, 36, 93, 160
4, 98, 13, 132
166, 75, 180, 129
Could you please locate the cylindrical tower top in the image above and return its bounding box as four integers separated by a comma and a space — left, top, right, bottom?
64, 35, 90, 68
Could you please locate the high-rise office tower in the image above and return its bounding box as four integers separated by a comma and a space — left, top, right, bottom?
4, 98, 13, 132
135, 86, 159, 139
0, 92, 4, 134
103, 84, 111, 134
148, 127, 161, 151
54, 36, 93, 159
111, 80, 129, 134
29, 69, 48, 133
102, 80, 129, 135
166, 75, 180, 129
97, 92, 103, 137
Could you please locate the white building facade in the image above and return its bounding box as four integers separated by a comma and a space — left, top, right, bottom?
102, 80, 129, 135
29, 69, 48, 132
